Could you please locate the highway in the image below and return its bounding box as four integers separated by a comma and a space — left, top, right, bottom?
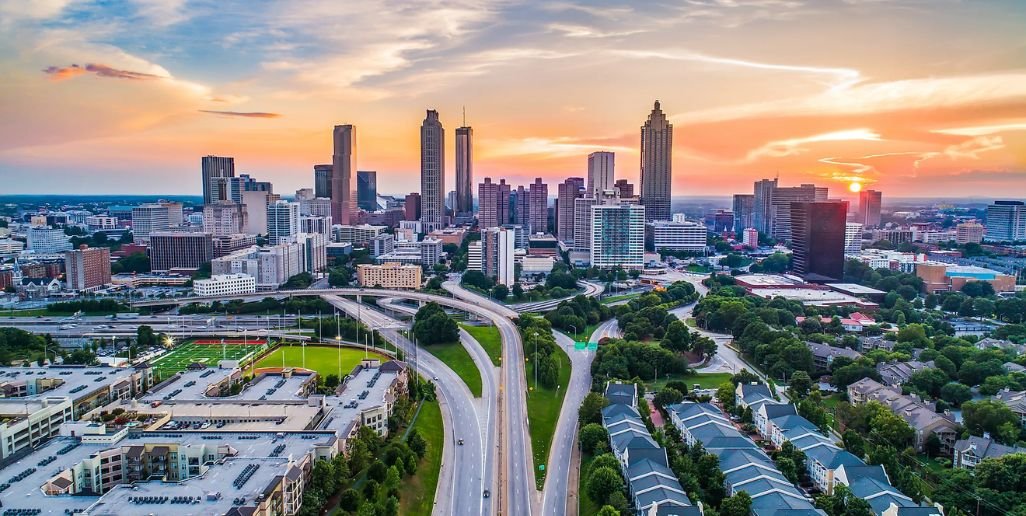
506, 280, 605, 313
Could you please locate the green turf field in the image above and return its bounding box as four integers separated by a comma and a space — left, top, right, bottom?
151, 340, 266, 379
256, 345, 389, 378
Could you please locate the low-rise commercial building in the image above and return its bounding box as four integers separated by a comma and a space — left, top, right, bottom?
356, 263, 422, 289
915, 262, 1016, 293
193, 273, 257, 296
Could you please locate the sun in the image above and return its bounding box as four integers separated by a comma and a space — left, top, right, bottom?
848, 182, 862, 193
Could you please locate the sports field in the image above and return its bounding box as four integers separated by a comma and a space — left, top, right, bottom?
256, 345, 389, 379
151, 338, 267, 379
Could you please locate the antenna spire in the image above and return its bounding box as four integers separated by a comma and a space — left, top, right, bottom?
462, 106, 466, 127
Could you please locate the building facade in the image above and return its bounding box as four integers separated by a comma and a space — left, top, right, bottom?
193, 273, 256, 296
556, 177, 585, 243
331, 124, 358, 226
455, 125, 473, 217
267, 201, 301, 243
859, 189, 882, 228
357, 170, 377, 211
130, 204, 170, 243
65, 245, 111, 291
639, 101, 672, 222
314, 164, 332, 199
587, 151, 615, 196
985, 200, 1026, 242
648, 219, 707, 252
357, 263, 422, 289
527, 178, 548, 234
148, 232, 214, 272
420, 110, 446, 232
201, 155, 235, 204
591, 203, 645, 269
790, 201, 846, 282
477, 178, 510, 230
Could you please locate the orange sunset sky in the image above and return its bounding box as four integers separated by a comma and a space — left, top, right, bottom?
1, 0, 1025, 198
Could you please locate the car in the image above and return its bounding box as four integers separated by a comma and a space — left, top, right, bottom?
457, 439, 464, 445
432, 376, 439, 381
483, 490, 490, 498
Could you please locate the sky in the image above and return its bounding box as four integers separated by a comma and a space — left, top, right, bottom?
1, 0, 1025, 199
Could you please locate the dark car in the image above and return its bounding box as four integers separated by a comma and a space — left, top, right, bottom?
483, 490, 490, 498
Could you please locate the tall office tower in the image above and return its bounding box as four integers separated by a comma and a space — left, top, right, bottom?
557, 177, 585, 242
404, 193, 421, 221
985, 200, 1026, 242
573, 196, 598, 252
149, 232, 214, 272
771, 184, 825, 242
455, 125, 473, 216
591, 203, 645, 269
159, 201, 184, 226
446, 190, 457, 211
267, 201, 301, 243
528, 178, 548, 234
858, 189, 883, 228
332, 124, 358, 226
357, 171, 377, 211
295, 188, 314, 201
956, 221, 985, 244
845, 222, 863, 254
203, 201, 248, 237
614, 179, 634, 199
752, 178, 778, 234
314, 164, 332, 199
201, 155, 235, 205
508, 186, 525, 226
420, 110, 445, 232
790, 201, 847, 282
483, 227, 515, 285
640, 101, 672, 222
131, 204, 170, 243
65, 245, 111, 291
242, 190, 270, 235
732, 194, 755, 235
478, 178, 511, 229
587, 151, 615, 196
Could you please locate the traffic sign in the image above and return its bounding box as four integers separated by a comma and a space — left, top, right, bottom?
574, 341, 587, 351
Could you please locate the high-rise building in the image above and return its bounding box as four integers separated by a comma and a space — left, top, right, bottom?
65, 245, 110, 291
710, 210, 733, 233
528, 178, 548, 234
771, 184, 826, 242
149, 232, 214, 272
513, 186, 529, 226
201, 155, 235, 204
25, 226, 71, 254
420, 110, 445, 232
159, 201, 184, 226
357, 171, 377, 211
478, 178, 511, 229
587, 151, 615, 196
227, 174, 273, 204
640, 101, 672, 222
314, 164, 332, 199
332, 124, 358, 226
956, 221, 985, 244
647, 219, 706, 253
404, 193, 421, 221
845, 222, 863, 254
742, 228, 759, 248
753, 178, 778, 234
557, 177, 585, 242
858, 189, 883, 228
482, 227, 515, 285
455, 125, 473, 216
985, 200, 1026, 242
790, 201, 846, 282
614, 179, 634, 199
300, 216, 332, 238
295, 188, 314, 201
732, 194, 755, 235
131, 204, 170, 243
267, 201, 301, 243
591, 203, 645, 269
202, 202, 248, 237
241, 190, 269, 235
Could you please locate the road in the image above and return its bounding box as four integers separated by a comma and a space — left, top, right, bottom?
323, 295, 496, 516
443, 279, 535, 516
540, 330, 595, 515
506, 280, 604, 313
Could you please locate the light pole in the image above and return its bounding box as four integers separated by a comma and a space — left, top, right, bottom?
568, 324, 577, 346
335, 334, 342, 380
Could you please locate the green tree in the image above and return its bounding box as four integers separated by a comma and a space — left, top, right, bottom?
653, 387, 684, 408
720, 492, 753, 516
579, 392, 609, 425
579, 423, 609, 454
940, 382, 973, 407
586, 466, 625, 506
788, 370, 813, 399
491, 284, 509, 301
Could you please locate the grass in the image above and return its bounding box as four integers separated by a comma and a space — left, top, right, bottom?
255, 345, 388, 378
685, 317, 698, 328
600, 293, 640, 305
460, 323, 502, 366
526, 343, 572, 488
423, 341, 483, 397
578, 453, 602, 516
151, 340, 266, 379
686, 264, 713, 273
646, 371, 733, 392
401, 400, 444, 516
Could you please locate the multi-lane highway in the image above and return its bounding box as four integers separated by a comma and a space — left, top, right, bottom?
506, 280, 604, 313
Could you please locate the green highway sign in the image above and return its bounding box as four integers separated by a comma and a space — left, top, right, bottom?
587, 343, 598, 351
574, 342, 587, 351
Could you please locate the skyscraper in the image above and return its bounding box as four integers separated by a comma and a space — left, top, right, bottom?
858, 189, 882, 228
752, 178, 777, 234
732, 194, 755, 235
420, 110, 445, 232
478, 178, 511, 229
404, 192, 421, 221
771, 184, 826, 242
985, 200, 1026, 242
591, 203, 645, 269
587, 151, 615, 196
201, 155, 235, 204
332, 124, 358, 226
267, 201, 301, 243
203, 201, 248, 237
557, 177, 585, 242
357, 170, 377, 211
614, 179, 634, 199
790, 201, 847, 282
640, 101, 672, 222
528, 178, 548, 234
131, 204, 170, 243
455, 125, 473, 216
513, 186, 529, 226
483, 227, 515, 286
314, 164, 332, 199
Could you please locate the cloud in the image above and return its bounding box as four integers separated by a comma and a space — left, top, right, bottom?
43, 63, 164, 81
744, 128, 881, 162
199, 110, 282, 118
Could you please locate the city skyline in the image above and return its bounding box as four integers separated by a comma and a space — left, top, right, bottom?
1, 1, 1025, 198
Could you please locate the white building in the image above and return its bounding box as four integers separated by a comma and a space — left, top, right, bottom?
587, 151, 615, 196
520, 255, 555, 275
0, 239, 26, 256
242, 190, 270, 235
267, 201, 301, 243
845, 222, 863, 254
370, 234, 394, 258
467, 241, 483, 271
420, 237, 443, 267
203, 202, 248, 237
26, 226, 72, 254
297, 232, 328, 274
300, 215, 332, 238
333, 224, 386, 246
193, 273, 257, 296
131, 204, 170, 243
648, 218, 706, 252
591, 203, 645, 269
85, 216, 118, 231
483, 227, 515, 285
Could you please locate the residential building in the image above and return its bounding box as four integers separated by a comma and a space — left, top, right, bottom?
753, 178, 778, 234
420, 237, 443, 268
149, 232, 213, 272
193, 273, 256, 296
848, 378, 959, 454
420, 110, 446, 232
478, 177, 511, 229
26, 226, 72, 253
993, 389, 1026, 427
455, 125, 473, 216
591, 203, 645, 269
357, 263, 422, 289
791, 201, 847, 282
845, 222, 863, 254
956, 221, 985, 244
743, 227, 759, 248
300, 215, 332, 238
482, 227, 515, 285
639, 101, 672, 222
953, 435, 1026, 469
794, 312, 876, 332
573, 195, 599, 252
65, 245, 111, 291
733, 194, 755, 235
556, 177, 585, 242
332, 124, 358, 225
528, 178, 548, 234
985, 200, 1026, 242
85, 215, 118, 231
266, 201, 301, 243
201, 155, 235, 204
587, 151, 615, 196
130, 204, 170, 243
212, 233, 257, 258
467, 240, 483, 271
357, 170, 377, 211
297, 232, 328, 274
202, 201, 248, 237
859, 189, 883, 228
876, 360, 935, 387
314, 163, 332, 198
806, 341, 863, 371
647, 219, 707, 252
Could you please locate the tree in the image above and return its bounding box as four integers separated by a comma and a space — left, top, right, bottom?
512, 283, 524, 298
491, 283, 509, 300
579, 423, 609, 454
579, 392, 609, 425
660, 320, 693, 353
338, 489, 361, 512
413, 302, 459, 345
653, 387, 684, 408
596, 506, 620, 516
940, 382, 972, 407
717, 382, 737, 413
961, 400, 1021, 444
136, 325, 156, 348
720, 492, 753, 516
586, 466, 625, 506
788, 370, 813, 399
